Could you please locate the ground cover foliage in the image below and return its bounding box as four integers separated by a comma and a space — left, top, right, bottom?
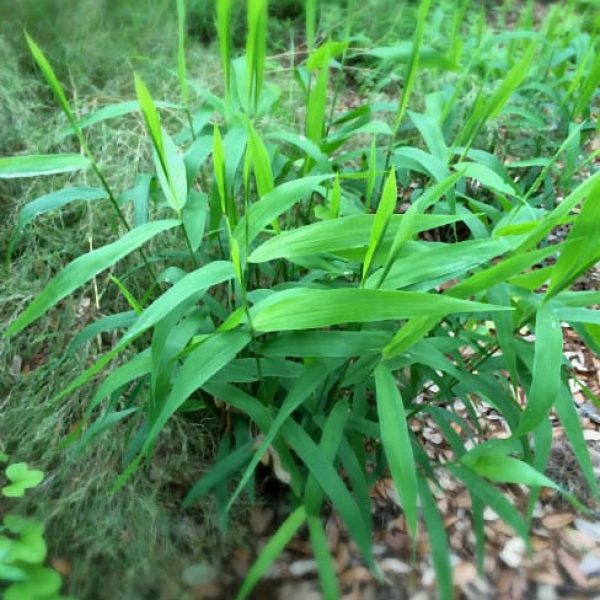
1, 0, 600, 598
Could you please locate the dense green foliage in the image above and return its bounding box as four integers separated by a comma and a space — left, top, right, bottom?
2, 0, 600, 598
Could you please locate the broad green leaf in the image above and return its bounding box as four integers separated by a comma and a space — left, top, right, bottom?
235, 506, 306, 600
234, 175, 332, 248
408, 110, 449, 162
247, 121, 274, 197
375, 364, 418, 537
545, 177, 600, 300
456, 161, 517, 196
372, 237, 520, 291
5, 220, 179, 337
516, 305, 563, 435
519, 171, 600, 252
366, 45, 459, 71
182, 191, 207, 251
0, 154, 90, 178
448, 243, 563, 299
8, 187, 107, 261
154, 129, 188, 213
249, 213, 464, 262
461, 454, 560, 489
251, 288, 508, 333
56, 100, 181, 138
259, 330, 390, 357
2, 463, 44, 498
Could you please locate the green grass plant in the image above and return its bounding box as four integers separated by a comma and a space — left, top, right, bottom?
2, 0, 599, 598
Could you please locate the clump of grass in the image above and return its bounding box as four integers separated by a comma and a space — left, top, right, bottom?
2, 1, 600, 599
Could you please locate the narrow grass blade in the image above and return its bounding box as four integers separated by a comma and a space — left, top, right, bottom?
52, 261, 236, 402
114, 330, 251, 489
235, 506, 306, 600
418, 477, 453, 600
394, 0, 432, 131
227, 360, 342, 510
329, 173, 341, 218
176, 0, 189, 107
0, 154, 90, 178
88, 351, 151, 415
134, 74, 165, 163
375, 364, 418, 538
448, 464, 529, 544
305, 0, 317, 50
25, 33, 78, 130
246, 0, 267, 113
282, 419, 375, 569
516, 305, 563, 435
306, 48, 330, 146
183, 441, 254, 507
216, 0, 232, 95
362, 169, 397, 284
307, 516, 340, 600
5, 220, 179, 337
555, 387, 600, 498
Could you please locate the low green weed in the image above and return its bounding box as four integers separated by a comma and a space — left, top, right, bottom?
2, 1, 599, 598
0, 456, 74, 600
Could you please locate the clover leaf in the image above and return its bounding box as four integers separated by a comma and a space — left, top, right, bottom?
2, 463, 44, 498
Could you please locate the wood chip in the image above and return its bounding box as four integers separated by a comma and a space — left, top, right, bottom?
379, 557, 411, 576
562, 527, 598, 552
499, 537, 526, 568
575, 519, 600, 542
340, 566, 372, 587
541, 513, 575, 529
558, 547, 589, 588
453, 561, 477, 587
289, 559, 318, 577
580, 551, 600, 577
